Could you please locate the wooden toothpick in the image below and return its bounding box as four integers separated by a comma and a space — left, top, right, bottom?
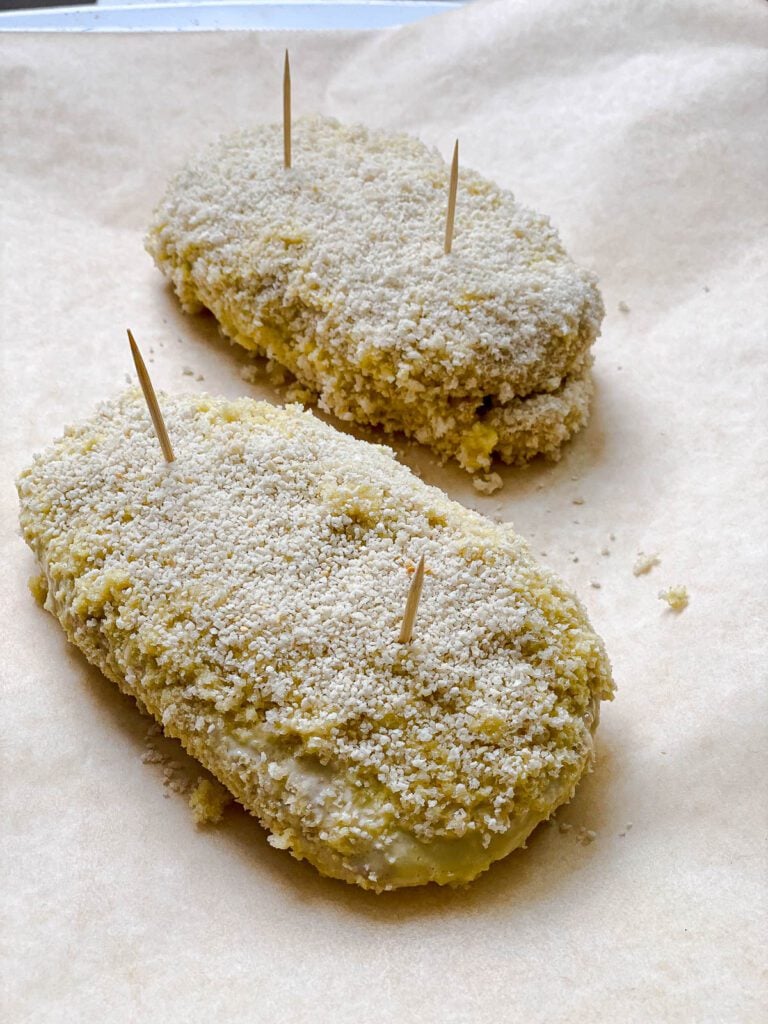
283, 49, 292, 170
127, 329, 175, 463
398, 555, 426, 644
444, 139, 459, 255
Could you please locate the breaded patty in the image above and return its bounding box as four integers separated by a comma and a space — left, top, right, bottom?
147, 117, 603, 471
18, 391, 613, 889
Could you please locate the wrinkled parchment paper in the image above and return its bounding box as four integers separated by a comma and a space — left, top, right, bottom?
1, 2, 766, 1020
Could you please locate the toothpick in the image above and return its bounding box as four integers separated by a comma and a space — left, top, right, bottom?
127, 329, 175, 463
398, 555, 426, 644
283, 49, 292, 170
444, 139, 459, 255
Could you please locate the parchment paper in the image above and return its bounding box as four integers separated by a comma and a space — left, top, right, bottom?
1, 2, 766, 1020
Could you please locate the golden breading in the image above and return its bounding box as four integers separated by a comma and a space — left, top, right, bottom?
147, 117, 603, 471
18, 391, 614, 890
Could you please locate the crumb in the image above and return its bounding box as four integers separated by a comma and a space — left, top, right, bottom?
558, 822, 573, 834
141, 749, 164, 765
576, 827, 596, 845
284, 383, 315, 406
536, 482, 544, 491
195, 374, 205, 382
633, 552, 660, 576
472, 472, 503, 495
572, 556, 579, 563
600, 547, 610, 557
659, 586, 689, 611
28, 573, 48, 605
239, 364, 260, 384
189, 777, 232, 825
704, 285, 710, 293
265, 360, 289, 387
123, 373, 132, 385
618, 301, 630, 314
609, 533, 616, 541
590, 580, 601, 589
182, 366, 194, 377
572, 497, 584, 505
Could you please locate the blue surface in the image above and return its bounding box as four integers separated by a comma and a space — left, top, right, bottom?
0, 0, 464, 31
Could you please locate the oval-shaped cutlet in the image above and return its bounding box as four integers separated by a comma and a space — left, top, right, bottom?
17, 391, 613, 890
146, 117, 603, 472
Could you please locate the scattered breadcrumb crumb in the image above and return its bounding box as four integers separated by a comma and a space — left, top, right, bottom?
590, 580, 601, 589
189, 777, 233, 825
572, 497, 584, 505
239, 364, 260, 384
558, 822, 573, 834
618, 301, 630, 314
265, 359, 289, 388
600, 547, 610, 557
182, 366, 194, 377
284, 383, 315, 406
28, 573, 47, 605
633, 552, 660, 576
659, 586, 689, 611
472, 472, 503, 496
576, 827, 596, 845
195, 374, 205, 382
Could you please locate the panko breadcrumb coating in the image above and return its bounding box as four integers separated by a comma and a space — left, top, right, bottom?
17, 390, 613, 890
146, 116, 603, 472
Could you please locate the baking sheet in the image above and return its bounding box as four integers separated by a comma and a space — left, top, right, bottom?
1, 1, 767, 1020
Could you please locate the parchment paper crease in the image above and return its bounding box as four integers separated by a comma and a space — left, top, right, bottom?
1, 1, 766, 1020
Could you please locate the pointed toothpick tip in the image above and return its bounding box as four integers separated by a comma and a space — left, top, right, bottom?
398, 555, 426, 644
444, 139, 459, 255
283, 49, 292, 170
127, 328, 175, 464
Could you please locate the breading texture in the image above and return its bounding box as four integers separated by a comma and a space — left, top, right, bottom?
146, 117, 603, 471
17, 391, 614, 890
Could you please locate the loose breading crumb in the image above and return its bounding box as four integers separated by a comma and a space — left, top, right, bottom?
17, 390, 614, 891
572, 497, 585, 506
283, 382, 316, 406
472, 472, 504, 496
633, 552, 660, 576
146, 116, 603, 472
659, 586, 689, 611
576, 827, 596, 845
618, 301, 630, 314
28, 573, 48, 605
189, 777, 232, 825
589, 580, 601, 589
